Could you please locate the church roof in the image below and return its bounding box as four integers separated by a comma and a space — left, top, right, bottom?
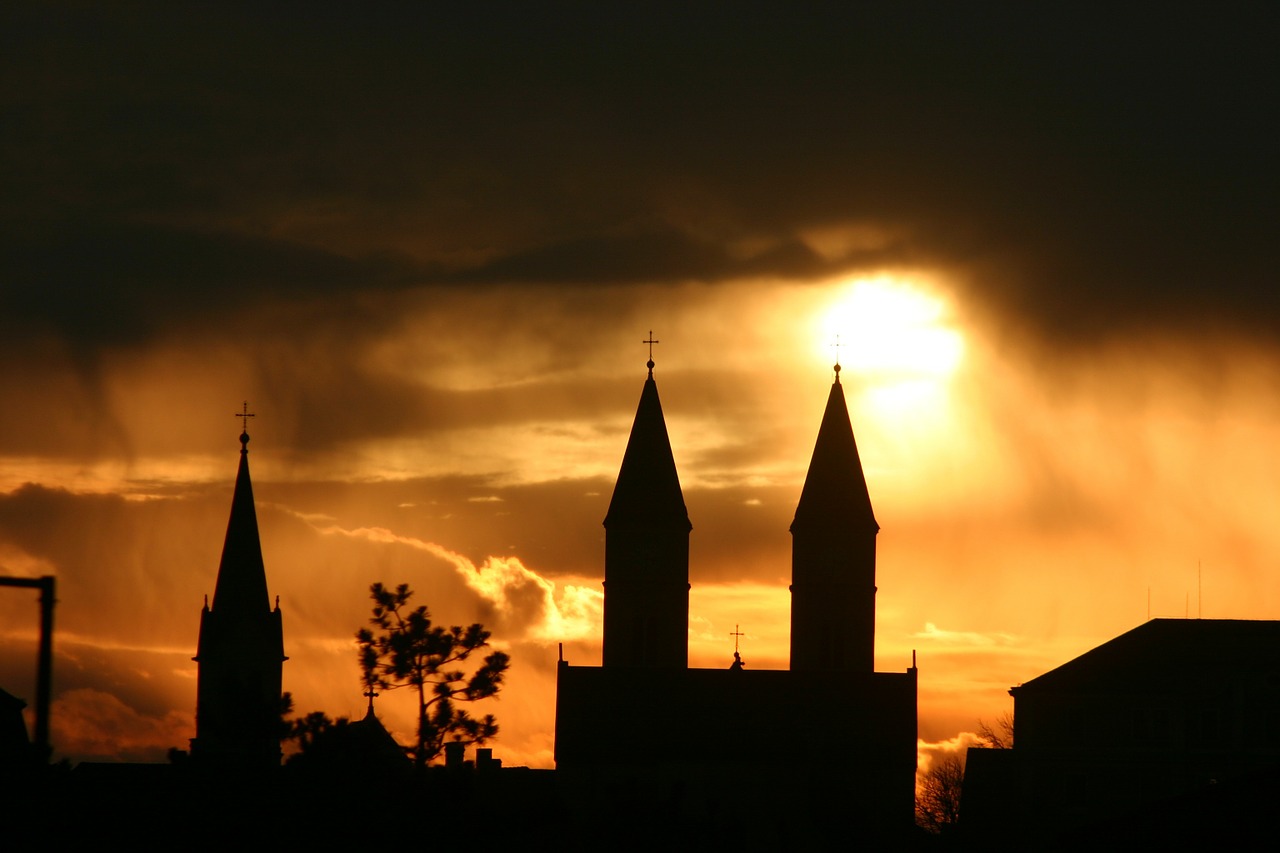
210, 432, 271, 615
791, 371, 878, 534
1011, 618, 1280, 696
604, 366, 691, 530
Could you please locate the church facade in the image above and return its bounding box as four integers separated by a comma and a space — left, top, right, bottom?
555, 357, 917, 835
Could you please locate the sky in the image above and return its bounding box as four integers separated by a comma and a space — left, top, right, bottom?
3, 4, 1280, 770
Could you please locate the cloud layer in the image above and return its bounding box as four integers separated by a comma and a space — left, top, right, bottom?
4, 4, 1280, 766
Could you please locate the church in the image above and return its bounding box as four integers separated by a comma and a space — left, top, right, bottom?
554, 353, 918, 837
190, 418, 287, 768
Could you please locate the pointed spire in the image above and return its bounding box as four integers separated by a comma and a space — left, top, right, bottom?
210, 428, 271, 614
791, 372, 878, 534
604, 357, 691, 530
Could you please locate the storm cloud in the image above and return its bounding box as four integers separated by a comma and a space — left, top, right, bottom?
5, 3, 1280, 766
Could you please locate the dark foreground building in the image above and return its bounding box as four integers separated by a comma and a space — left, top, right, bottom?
555, 358, 917, 842
963, 618, 1280, 846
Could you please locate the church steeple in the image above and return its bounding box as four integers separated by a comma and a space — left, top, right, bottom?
192, 413, 286, 768
790, 365, 879, 671
211, 430, 270, 616
601, 342, 691, 668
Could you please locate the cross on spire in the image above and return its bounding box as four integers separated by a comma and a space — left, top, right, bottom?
643, 331, 659, 377
831, 334, 843, 383
234, 401, 255, 450
235, 401, 256, 432
731, 624, 745, 653
364, 686, 379, 715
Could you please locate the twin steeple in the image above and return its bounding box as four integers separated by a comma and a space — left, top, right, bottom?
791, 364, 879, 538
602, 345, 692, 668
603, 366, 692, 533
790, 363, 879, 671
600, 344, 880, 674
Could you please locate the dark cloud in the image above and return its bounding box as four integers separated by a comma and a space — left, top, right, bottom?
5, 4, 1280, 762
0, 219, 420, 348
4, 3, 1277, 353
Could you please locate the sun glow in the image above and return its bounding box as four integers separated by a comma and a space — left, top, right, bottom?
816, 276, 964, 379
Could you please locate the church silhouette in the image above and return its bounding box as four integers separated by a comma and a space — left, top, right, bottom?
191, 417, 287, 769
555, 353, 918, 837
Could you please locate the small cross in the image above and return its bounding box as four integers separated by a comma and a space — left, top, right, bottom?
730, 624, 745, 654
364, 687, 379, 714
235, 401, 256, 432
831, 335, 843, 382
643, 331, 660, 376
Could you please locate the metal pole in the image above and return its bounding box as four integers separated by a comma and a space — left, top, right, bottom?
35, 576, 55, 759
0, 575, 56, 761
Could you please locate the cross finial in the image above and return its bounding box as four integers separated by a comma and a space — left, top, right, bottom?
832, 335, 842, 384
364, 687, 379, 715
235, 401, 255, 448
643, 331, 659, 377
730, 624, 745, 654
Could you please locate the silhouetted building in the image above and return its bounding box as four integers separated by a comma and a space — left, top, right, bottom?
0, 687, 33, 770
285, 706, 412, 778
191, 428, 286, 768
556, 359, 917, 839
963, 618, 1280, 842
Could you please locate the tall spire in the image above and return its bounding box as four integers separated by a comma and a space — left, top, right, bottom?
603, 366, 691, 531
791, 365, 878, 535
790, 367, 879, 672
210, 429, 271, 615
192, 413, 286, 768
601, 345, 691, 668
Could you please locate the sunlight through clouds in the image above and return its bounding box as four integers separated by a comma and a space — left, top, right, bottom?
817, 275, 965, 378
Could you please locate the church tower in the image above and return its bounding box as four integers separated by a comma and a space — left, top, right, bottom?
790, 364, 879, 672
192, 420, 286, 767
601, 349, 691, 668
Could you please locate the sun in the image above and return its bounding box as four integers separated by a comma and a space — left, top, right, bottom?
816, 275, 964, 380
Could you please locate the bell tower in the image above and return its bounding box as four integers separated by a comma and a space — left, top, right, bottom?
192, 410, 287, 767
790, 364, 879, 671
601, 341, 691, 668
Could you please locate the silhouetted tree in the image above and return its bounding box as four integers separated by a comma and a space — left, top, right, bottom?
916, 752, 965, 834
285, 710, 350, 761
276, 691, 296, 741
976, 712, 1014, 749
356, 582, 510, 768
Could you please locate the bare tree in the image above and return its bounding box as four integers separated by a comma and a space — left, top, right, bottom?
916, 752, 966, 834
976, 711, 1014, 749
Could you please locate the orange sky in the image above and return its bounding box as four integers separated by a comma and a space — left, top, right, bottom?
3, 6, 1279, 770
6, 273, 1280, 769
